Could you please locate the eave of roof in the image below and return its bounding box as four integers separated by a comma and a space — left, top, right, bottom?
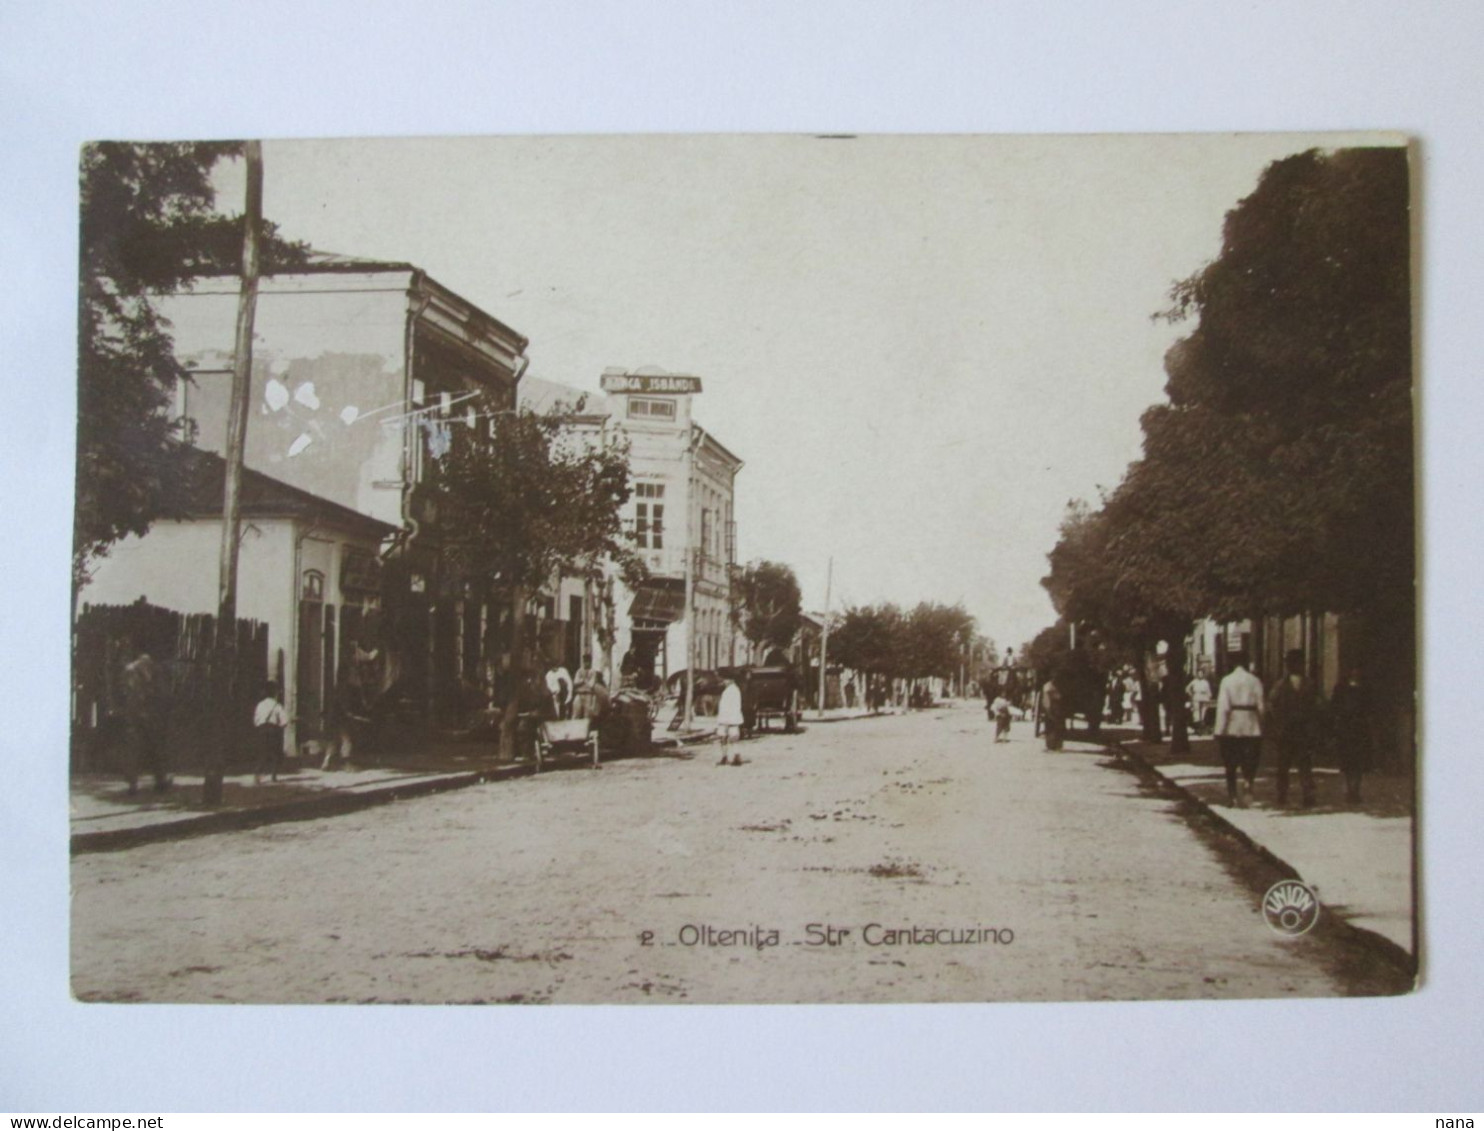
178, 448, 398, 538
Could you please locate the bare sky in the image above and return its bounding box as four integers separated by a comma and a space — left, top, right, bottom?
225, 132, 1395, 652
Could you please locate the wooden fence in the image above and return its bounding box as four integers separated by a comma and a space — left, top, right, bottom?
72, 599, 272, 774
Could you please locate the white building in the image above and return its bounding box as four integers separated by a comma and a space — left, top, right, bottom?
520, 369, 744, 692
80, 261, 530, 752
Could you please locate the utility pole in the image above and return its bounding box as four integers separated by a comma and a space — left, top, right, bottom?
682, 430, 698, 730
209, 140, 263, 807
816, 557, 832, 719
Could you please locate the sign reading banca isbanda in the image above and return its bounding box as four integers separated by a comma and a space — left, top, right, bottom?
600, 373, 704, 395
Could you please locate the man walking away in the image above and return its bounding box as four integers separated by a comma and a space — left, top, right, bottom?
1215, 650, 1264, 807
253, 680, 289, 784
121, 647, 170, 794
1329, 666, 1373, 804
1268, 648, 1322, 808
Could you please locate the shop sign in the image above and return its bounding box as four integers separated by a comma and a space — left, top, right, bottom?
600, 373, 703, 395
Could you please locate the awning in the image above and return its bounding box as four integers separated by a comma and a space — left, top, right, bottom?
628, 577, 687, 624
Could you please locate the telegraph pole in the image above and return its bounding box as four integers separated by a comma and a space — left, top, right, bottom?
209, 140, 263, 807
682, 431, 698, 729
816, 557, 832, 719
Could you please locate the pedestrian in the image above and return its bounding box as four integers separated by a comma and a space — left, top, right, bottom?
545, 661, 573, 720
253, 680, 289, 784
991, 694, 1012, 742
590, 671, 612, 720
571, 653, 600, 719
1329, 666, 1372, 804
1041, 677, 1065, 751
120, 646, 170, 795
321, 662, 363, 770
716, 675, 744, 766
1215, 650, 1264, 807
1267, 648, 1323, 808
1121, 670, 1139, 726
1186, 669, 1214, 736
1104, 672, 1121, 724
844, 678, 857, 709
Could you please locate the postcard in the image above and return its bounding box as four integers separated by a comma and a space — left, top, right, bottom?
68, 133, 1416, 1004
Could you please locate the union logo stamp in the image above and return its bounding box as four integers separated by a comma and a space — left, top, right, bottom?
1263, 879, 1321, 937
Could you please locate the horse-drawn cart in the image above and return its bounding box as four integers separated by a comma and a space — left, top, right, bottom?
742, 666, 801, 736
535, 717, 600, 772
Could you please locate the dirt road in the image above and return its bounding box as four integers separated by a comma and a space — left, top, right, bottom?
71, 702, 1399, 1003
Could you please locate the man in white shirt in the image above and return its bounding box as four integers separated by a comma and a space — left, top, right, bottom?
544, 663, 574, 720
1215, 650, 1264, 807
253, 680, 290, 784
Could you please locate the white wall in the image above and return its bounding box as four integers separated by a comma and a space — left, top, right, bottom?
81, 518, 298, 638
158, 273, 412, 527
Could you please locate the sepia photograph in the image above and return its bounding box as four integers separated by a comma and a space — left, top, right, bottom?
66, 132, 1417, 1006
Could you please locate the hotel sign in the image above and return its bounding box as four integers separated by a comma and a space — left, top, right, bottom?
600, 373, 703, 395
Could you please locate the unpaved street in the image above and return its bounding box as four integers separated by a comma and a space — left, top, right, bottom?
72, 703, 1391, 1003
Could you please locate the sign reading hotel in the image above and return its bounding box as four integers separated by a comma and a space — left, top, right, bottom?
600, 373, 703, 395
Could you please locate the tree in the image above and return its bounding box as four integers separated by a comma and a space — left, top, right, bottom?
830, 603, 905, 681
900, 602, 976, 685
1154, 145, 1413, 622
731, 560, 803, 661
76, 141, 307, 587
420, 395, 644, 757
1040, 146, 1413, 751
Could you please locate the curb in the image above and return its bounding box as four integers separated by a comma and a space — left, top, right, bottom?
71, 764, 534, 855
1109, 737, 1418, 979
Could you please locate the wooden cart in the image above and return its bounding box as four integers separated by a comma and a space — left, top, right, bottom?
742, 666, 801, 736
535, 717, 600, 772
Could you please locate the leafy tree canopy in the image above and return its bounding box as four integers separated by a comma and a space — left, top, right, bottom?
829, 603, 905, 678
76, 141, 308, 585
731, 560, 803, 655
829, 600, 974, 681
421, 396, 646, 598
1043, 146, 1413, 641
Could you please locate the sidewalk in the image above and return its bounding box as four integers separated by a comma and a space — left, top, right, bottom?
70, 718, 693, 854
1110, 727, 1415, 959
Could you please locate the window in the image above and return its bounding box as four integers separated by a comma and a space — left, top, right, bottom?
627, 397, 676, 421
634, 502, 665, 549
632, 483, 666, 549
301, 570, 325, 601
178, 367, 233, 453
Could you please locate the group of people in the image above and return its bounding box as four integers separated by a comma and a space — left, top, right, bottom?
541, 654, 611, 722
1215, 648, 1375, 809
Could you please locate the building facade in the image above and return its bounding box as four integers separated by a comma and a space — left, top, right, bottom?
603, 371, 743, 693
80, 262, 530, 753
520, 371, 744, 694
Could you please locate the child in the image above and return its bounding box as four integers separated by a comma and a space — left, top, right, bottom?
990, 695, 1012, 743
716, 676, 744, 766
254, 680, 289, 783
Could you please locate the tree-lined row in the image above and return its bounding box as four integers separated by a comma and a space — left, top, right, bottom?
828, 601, 988, 688
1035, 146, 1413, 750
